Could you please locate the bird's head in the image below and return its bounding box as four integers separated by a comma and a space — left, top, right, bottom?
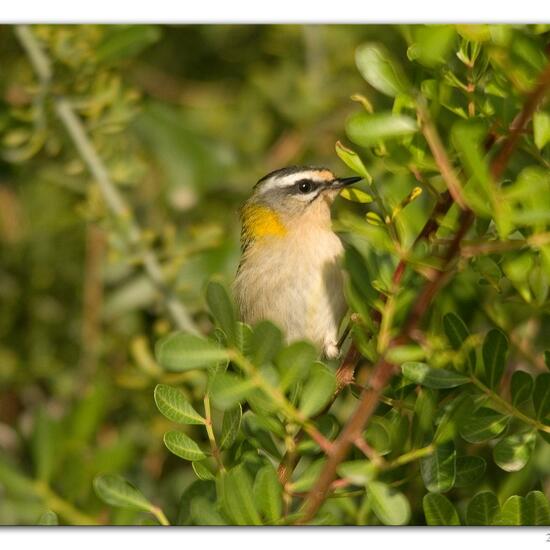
240, 166, 361, 243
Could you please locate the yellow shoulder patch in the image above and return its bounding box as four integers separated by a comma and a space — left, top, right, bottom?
241, 204, 287, 242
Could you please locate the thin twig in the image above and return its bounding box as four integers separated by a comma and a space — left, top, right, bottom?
15, 25, 198, 336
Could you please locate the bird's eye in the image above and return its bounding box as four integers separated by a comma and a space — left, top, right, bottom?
298, 180, 312, 193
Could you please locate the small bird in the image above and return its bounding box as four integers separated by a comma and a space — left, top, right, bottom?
233, 166, 361, 359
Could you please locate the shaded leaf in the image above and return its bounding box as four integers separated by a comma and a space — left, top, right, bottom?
276, 341, 316, 391
299, 363, 337, 418
482, 328, 508, 389
192, 461, 215, 481
206, 281, 237, 345
154, 384, 205, 425
402, 362, 470, 389
190, 496, 227, 525
156, 332, 228, 371
164, 431, 207, 462
454, 455, 486, 487
253, 464, 283, 524
423, 493, 460, 525
443, 312, 476, 371
459, 408, 509, 443
221, 465, 262, 525
210, 372, 256, 410
249, 320, 283, 367
533, 372, 550, 421
420, 442, 456, 493
220, 404, 242, 450
511, 370, 534, 407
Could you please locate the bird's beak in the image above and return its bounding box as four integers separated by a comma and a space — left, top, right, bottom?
331, 176, 362, 189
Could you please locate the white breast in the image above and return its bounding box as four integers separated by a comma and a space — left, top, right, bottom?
233, 225, 347, 358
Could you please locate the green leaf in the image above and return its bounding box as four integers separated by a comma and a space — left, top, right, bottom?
482, 328, 508, 389
335, 141, 372, 181
190, 496, 227, 525
276, 341, 316, 391
249, 320, 283, 367
443, 312, 476, 371
93, 474, 153, 512
408, 25, 456, 67
454, 456, 486, 487
299, 363, 337, 418
412, 388, 437, 447
291, 458, 326, 492
37, 511, 59, 525
346, 112, 417, 147
154, 384, 205, 425
191, 461, 215, 481
525, 490, 550, 525
533, 372, 550, 421
493, 430, 536, 472
498, 496, 526, 526
206, 281, 237, 345
534, 111, 550, 149
545, 350, 550, 371
423, 493, 460, 525
365, 416, 392, 456
253, 464, 283, 524
402, 362, 470, 389
367, 481, 411, 526
210, 371, 256, 410
156, 332, 228, 371
355, 43, 411, 97
31, 408, 59, 483
420, 442, 456, 493
337, 460, 376, 485
220, 404, 242, 450
466, 491, 501, 525
163, 431, 207, 462
511, 370, 534, 407
339, 187, 373, 203
222, 465, 262, 525
459, 408, 509, 443
96, 25, 162, 62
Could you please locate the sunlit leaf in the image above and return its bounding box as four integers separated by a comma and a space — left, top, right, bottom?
339, 187, 373, 204
466, 491, 501, 525
220, 404, 242, 450
164, 431, 207, 462
93, 474, 153, 512
367, 481, 411, 526
335, 141, 372, 181
156, 332, 228, 371
154, 384, 205, 425
355, 43, 411, 97
493, 430, 536, 472
346, 112, 417, 147
37, 511, 59, 526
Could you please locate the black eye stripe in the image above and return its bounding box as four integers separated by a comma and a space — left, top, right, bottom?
291, 179, 319, 194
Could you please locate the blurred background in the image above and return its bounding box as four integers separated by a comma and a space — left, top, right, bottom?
0, 24, 404, 524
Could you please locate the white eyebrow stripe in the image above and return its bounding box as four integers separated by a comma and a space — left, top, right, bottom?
258, 170, 333, 194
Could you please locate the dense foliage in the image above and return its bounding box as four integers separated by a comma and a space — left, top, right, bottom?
1, 24, 550, 526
